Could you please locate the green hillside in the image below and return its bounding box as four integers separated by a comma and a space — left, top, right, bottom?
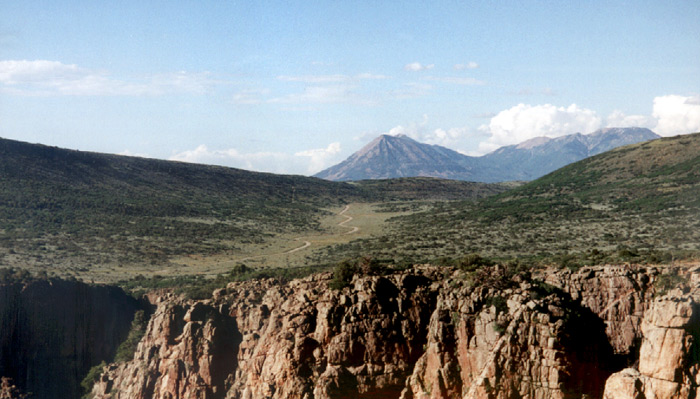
0, 137, 510, 279
325, 133, 700, 265
0, 138, 358, 271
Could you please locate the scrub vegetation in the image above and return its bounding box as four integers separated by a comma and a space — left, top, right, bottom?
1, 133, 699, 294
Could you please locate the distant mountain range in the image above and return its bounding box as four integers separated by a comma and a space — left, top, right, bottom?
314, 127, 660, 182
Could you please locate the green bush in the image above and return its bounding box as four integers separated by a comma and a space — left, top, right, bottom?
654, 272, 684, 297
484, 295, 508, 315
81, 361, 106, 398
329, 260, 357, 290
114, 310, 148, 363
458, 253, 493, 271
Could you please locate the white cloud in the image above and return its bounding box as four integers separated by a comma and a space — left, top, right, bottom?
382, 115, 473, 150
454, 62, 479, 70
277, 74, 350, 83
385, 114, 429, 139
232, 89, 269, 105
605, 110, 655, 129
118, 150, 152, 158
277, 73, 389, 83
170, 143, 343, 175
405, 62, 434, 72
424, 127, 472, 148
170, 145, 294, 174
478, 103, 602, 152
0, 59, 220, 96
512, 87, 557, 96
294, 142, 342, 174
356, 73, 390, 80
268, 85, 358, 105
388, 82, 433, 99
652, 94, 700, 136
424, 76, 485, 86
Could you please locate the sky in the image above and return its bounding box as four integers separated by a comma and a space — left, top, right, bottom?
1, 1, 699, 175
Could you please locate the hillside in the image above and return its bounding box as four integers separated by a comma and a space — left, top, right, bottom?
321, 133, 700, 265
352, 177, 520, 201
315, 127, 659, 182
0, 137, 510, 280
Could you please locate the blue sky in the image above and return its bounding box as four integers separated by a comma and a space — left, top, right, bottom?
1, 1, 699, 175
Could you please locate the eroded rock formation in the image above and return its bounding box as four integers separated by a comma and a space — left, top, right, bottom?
91, 264, 700, 399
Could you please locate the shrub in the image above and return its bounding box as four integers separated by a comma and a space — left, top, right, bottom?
458, 253, 493, 272
329, 260, 357, 290
114, 310, 148, 363
81, 361, 106, 398
484, 295, 508, 315
654, 272, 684, 297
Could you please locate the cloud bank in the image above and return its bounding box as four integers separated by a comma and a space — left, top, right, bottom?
169, 142, 342, 175
473, 95, 700, 154
0, 60, 218, 96
454, 62, 479, 70
477, 103, 602, 153
404, 62, 434, 72
652, 95, 700, 136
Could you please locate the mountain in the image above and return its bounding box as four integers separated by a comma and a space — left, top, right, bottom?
314, 134, 479, 181
479, 127, 661, 181
314, 127, 660, 182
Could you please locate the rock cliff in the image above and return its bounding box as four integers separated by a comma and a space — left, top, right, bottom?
0, 278, 143, 399
91, 264, 699, 399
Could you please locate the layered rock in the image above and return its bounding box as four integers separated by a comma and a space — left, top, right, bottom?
91, 294, 239, 399
401, 268, 621, 399
603, 291, 700, 399
91, 264, 700, 399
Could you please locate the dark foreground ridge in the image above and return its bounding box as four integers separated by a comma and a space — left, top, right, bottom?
0, 276, 144, 399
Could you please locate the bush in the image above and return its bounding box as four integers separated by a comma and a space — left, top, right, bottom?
484, 295, 508, 315
654, 272, 684, 297
114, 310, 148, 363
458, 253, 493, 271
329, 260, 357, 290
81, 361, 106, 398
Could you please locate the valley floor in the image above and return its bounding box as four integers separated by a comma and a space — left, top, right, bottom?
140, 202, 407, 281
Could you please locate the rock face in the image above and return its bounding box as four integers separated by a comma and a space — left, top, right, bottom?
92, 264, 700, 399
603, 291, 700, 399
0, 278, 142, 399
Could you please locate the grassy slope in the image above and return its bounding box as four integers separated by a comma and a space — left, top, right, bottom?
325, 133, 700, 264
0, 137, 510, 278
0, 138, 361, 272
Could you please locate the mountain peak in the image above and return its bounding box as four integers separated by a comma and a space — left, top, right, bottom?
315, 127, 661, 183
516, 136, 551, 149
315, 133, 474, 181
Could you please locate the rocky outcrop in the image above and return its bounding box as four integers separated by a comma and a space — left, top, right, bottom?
401, 277, 616, 399
91, 264, 700, 399
544, 265, 657, 361
0, 278, 143, 399
603, 290, 700, 399
91, 294, 239, 399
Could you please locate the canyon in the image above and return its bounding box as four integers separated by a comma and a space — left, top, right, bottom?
53, 262, 697, 399
0, 278, 143, 399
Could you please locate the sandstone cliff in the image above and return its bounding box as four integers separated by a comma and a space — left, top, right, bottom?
91, 264, 699, 399
0, 278, 143, 399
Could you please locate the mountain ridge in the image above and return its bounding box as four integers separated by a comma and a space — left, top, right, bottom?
315, 127, 660, 182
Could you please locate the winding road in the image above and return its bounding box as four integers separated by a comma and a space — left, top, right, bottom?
234, 204, 359, 262
338, 204, 360, 235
